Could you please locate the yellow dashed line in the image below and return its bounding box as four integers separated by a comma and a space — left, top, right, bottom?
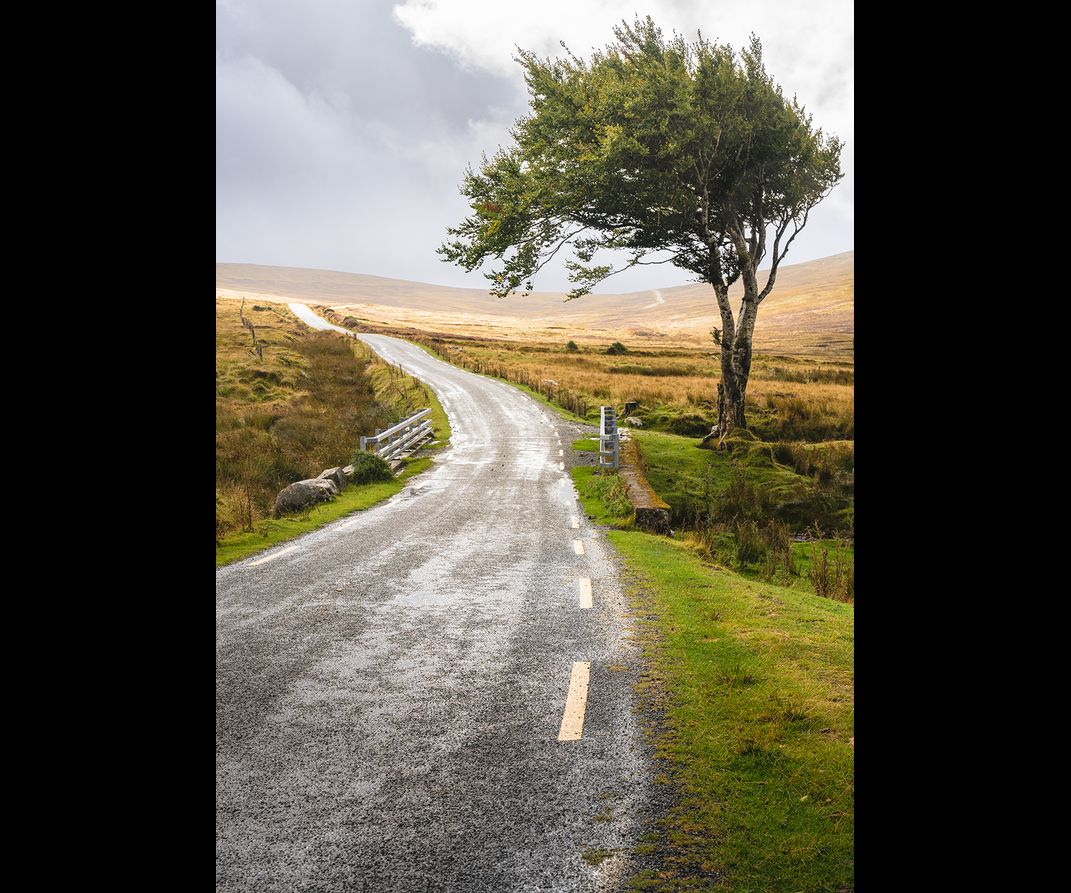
578, 577, 592, 609
558, 661, 591, 741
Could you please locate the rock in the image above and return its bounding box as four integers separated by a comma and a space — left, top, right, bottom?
342, 464, 355, 479
634, 505, 671, 535
318, 466, 348, 490
274, 479, 338, 516
624, 416, 644, 427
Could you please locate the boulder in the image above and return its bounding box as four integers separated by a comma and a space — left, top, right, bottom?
342, 464, 356, 479
274, 478, 338, 516
318, 466, 348, 490
624, 416, 644, 427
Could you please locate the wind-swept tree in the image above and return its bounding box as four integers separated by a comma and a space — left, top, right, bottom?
439, 17, 843, 440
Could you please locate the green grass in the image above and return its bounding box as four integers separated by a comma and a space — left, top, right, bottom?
632, 429, 852, 535
634, 430, 812, 514
572, 469, 854, 892
573, 437, 599, 452
216, 458, 431, 567
571, 466, 633, 526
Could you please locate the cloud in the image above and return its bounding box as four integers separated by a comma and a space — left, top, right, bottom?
392, 1, 853, 136
392, 0, 854, 274
216, 0, 852, 291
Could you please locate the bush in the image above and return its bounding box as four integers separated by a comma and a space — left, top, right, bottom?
808, 543, 854, 601
348, 451, 394, 484
760, 519, 796, 581
714, 470, 774, 525
566, 340, 579, 351
606, 341, 628, 355
733, 519, 765, 566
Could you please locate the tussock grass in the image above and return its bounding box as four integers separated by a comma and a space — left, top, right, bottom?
215, 299, 450, 556
216, 304, 394, 538
389, 331, 852, 443
580, 430, 853, 598
215, 458, 432, 567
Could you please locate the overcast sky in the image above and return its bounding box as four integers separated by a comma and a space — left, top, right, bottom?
216, 0, 853, 293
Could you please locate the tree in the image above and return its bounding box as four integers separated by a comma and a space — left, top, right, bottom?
566, 340, 579, 351
439, 16, 843, 441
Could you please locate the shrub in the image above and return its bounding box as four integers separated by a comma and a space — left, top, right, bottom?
714, 470, 774, 525
566, 340, 579, 351
732, 519, 765, 566
348, 451, 394, 484
217, 483, 256, 535
808, 543, 854, 601
761, 518, 796, 580
606, 341, 628, 355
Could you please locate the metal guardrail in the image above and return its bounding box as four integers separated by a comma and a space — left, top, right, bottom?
359, 408, 433, 461
599, 405, 620, 469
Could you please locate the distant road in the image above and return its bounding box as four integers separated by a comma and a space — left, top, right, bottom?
216, 304, 650, 891
641, 289, 665, 310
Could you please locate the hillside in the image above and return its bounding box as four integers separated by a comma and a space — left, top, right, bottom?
217, 250, 853, 355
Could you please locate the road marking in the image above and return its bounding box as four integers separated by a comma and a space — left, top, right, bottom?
570, 515, 579, 529
559, 449, 564, 456
559, 461, 565, 471
558, 662, 591, 741
573, 539, 585, 555
248, 545, 298, 567
578, 577, 592, 608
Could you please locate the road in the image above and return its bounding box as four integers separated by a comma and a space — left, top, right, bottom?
216, 305, 652, 891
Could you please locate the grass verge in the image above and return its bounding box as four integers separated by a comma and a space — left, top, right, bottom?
216, 458, 431, 568
571, 467, 854, 891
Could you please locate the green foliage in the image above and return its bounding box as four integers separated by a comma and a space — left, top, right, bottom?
439, 16, 842, 300
566, 340, 579, 351
606, 341, 629, 355
348, 451, 394, 484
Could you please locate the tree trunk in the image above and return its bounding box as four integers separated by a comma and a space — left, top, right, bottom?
702, 294, 757, 448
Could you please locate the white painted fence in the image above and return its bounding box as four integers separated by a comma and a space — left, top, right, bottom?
599, 406, 620, 469
359, 408, 433, 461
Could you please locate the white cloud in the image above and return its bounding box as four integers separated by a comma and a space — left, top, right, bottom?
216, 1, 852, 291
393, 0, 854, 275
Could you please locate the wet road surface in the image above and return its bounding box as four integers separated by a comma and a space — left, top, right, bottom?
216, 305, 651, 891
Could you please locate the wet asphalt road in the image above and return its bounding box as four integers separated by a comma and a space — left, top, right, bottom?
216, 306, 651, 891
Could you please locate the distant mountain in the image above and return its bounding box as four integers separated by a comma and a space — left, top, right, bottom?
216, 250, 853, 355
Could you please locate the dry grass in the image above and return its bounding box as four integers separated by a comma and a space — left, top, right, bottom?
215, 299, 394, 540
216, 250, 853, 356
395, 333, 852, 442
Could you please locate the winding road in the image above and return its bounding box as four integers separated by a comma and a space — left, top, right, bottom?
216, 305, 651, 891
